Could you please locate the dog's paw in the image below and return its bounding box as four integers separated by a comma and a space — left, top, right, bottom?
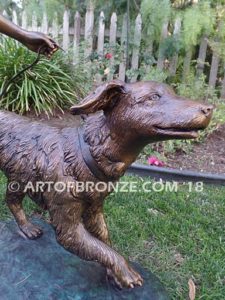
19, 222, 43, 240
108, 263, 143, 289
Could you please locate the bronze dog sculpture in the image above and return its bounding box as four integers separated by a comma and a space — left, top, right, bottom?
0, 80, 213, 289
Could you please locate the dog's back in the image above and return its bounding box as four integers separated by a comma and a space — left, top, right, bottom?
0, 111, 64, 180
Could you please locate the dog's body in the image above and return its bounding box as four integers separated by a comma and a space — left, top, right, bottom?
0, 81, 213, 289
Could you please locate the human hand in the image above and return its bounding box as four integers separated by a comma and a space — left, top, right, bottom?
22, 31, 59, 58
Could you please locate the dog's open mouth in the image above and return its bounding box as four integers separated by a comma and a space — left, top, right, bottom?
154, 126, 204, 139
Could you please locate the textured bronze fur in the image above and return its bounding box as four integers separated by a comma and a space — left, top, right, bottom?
0, 80, 213, 289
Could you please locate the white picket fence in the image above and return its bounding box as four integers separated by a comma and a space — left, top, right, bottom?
5, 7, 225, 97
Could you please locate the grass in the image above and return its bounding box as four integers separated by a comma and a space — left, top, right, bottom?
0, 173, 224, 299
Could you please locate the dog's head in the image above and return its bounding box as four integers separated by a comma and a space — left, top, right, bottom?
71, 80, 213, 143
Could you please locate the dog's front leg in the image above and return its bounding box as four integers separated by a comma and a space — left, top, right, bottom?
83, 203, 111, 245
82, 203, 116, 284
54, 202, 143, 289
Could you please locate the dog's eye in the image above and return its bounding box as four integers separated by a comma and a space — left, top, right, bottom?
149, 94, 160, 101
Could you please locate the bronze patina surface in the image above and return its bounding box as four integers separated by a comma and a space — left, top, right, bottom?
0, 80, 213, 289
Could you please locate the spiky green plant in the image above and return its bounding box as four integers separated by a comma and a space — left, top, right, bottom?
0, 37, 88, 115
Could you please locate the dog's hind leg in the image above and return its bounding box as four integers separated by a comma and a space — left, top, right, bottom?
6, 187, 43, 239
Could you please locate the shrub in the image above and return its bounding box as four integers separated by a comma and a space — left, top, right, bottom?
143, 67, 169, 83
0, 37, 88, 115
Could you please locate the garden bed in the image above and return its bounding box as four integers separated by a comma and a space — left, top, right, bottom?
165, 123, 225, 175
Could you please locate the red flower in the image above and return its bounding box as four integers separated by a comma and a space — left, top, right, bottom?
105, 53, 113, 59
147, 156, 165, 167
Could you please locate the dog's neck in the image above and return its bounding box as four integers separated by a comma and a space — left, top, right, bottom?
83, 113, 146, 180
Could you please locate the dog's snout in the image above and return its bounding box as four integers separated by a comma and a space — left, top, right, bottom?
200, 105, 213, 117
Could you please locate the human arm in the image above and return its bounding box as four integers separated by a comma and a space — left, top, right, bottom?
0, 14, 59, 58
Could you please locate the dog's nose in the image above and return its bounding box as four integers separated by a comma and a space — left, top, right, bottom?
201, 105, 214, 117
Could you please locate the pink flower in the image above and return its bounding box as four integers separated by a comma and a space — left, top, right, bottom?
147, 156, 165, 167
105, 53, 113, 59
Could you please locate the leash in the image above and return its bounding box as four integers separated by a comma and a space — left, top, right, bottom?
0, 46, 44, 100
0, 44, 63, 100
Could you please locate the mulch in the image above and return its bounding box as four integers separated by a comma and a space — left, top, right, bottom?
165, 124, 225, 175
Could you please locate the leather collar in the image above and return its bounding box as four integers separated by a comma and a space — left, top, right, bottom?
78, 127, 110, 182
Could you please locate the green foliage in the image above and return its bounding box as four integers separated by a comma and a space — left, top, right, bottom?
159, 34, 182, 58
171, 0, 195, 9
0, 37, 88, 115
21, 0, 79, 22
20, 0, 141, 24
182, 1, 216, 47
143, 67, 169, 83
207, 36, 225, 60
95, 0, 141, 25
209, 0, 225, 7
141, 0, 171, 41
175, 73, 218, 101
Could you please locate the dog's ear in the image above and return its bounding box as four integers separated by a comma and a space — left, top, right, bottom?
70, 80, 126, 115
